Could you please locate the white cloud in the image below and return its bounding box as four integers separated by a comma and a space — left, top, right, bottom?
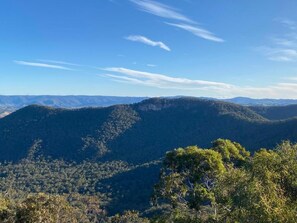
102, 67, 297, 99
286, 76, 297, 81
258, 47, 297, 62
259, 19, 297, 62
276, 18, 297, 30
272, 37, 296, 47
130, 0, 224, 43
36, 59, 81, 67
147, 64, 157, 67
125, 35, 171, 51
130, 0, 194, 23
14, 60, 74, 70
103, 67, 232, 90
166, 22, 224, 43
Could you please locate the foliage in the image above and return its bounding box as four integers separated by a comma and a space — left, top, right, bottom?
153, 139, 297, 222
0, 155, 160, 216
0, 193, 106, 223
108, 211, 149, 223
1, 139, 297, 222
250, 104, 297, 120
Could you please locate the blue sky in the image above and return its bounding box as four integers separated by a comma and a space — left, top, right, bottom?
1, 0, 297, 98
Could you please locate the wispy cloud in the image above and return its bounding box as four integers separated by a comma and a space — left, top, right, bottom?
166, 22, 224, 43
130, 0, 194, 23
102, 67, 297, 98
257, 46, 297, 62
275, 18, 297, 30
130, 0, 223, 43
125, 35, 171, 51
147, 64, 157, 67
14, 60, 74, 70
102, 67, 232, 90
258, 19, 297, 62
36, 59, 81, 67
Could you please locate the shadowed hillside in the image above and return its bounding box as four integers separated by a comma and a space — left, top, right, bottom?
250, 104, 297, 120
1, 98, 297, 214
1, 98, 297, 163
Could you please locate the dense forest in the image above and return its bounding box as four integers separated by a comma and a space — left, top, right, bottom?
1, 139, 297, 222
1, 98, 297, 222
2, 98, 297, 163
250, 104, 297, 120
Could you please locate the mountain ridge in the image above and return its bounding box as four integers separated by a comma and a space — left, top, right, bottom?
2, 95, 297, 119
1, 97, 297, 164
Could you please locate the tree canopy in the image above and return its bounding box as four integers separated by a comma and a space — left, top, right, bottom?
153, 139, 297, 222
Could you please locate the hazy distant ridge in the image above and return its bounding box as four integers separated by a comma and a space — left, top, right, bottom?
0, 95, 148, 108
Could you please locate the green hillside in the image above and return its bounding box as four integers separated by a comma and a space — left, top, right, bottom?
1, 98, 297, 163
250, 104, 297, 120
1, 98, 297, 215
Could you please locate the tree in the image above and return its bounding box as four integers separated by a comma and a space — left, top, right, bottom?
0, 196, 13, 222
108, 211, 149, 223
15, 193, 85, 223
153, 140, 297, 222
153, 140, 232, 221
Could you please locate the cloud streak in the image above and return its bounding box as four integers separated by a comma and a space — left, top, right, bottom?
130, 0, 223, 42
36, 59, 82, 67
166, 22, 224, 43
14, 60, 74, 70
258, 19, 297, 62
125, 35, 171, 51
103, 67, 232, 90
130, 0, 193, 23
102, 67, 297, 99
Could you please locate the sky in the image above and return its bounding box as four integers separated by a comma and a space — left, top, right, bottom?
1, 0, 297, 98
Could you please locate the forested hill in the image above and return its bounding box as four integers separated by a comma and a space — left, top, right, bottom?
1, 97, 297, 163
250, 104, 297, 120
2, 96, 297, 119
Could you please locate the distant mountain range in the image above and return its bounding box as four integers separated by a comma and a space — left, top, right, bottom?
1, 95, 297, 108
0, 95, 148, 109
223, 97, 297, 106
1, 95, 297, 118
0, 95, 148, 118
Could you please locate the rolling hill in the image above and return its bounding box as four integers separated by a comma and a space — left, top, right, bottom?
1, 97, 297, 163
1, 97, 297, 214
250, 104, 297, 120
1, 95, 297, 115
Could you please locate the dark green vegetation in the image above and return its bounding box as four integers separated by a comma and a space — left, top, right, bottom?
250, 104, 297, 120
1, 140, 297, 222
0, 154, 159, 218
1, 98, 297, 222
1, 98, 297, 163
151, 139, 297, 222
